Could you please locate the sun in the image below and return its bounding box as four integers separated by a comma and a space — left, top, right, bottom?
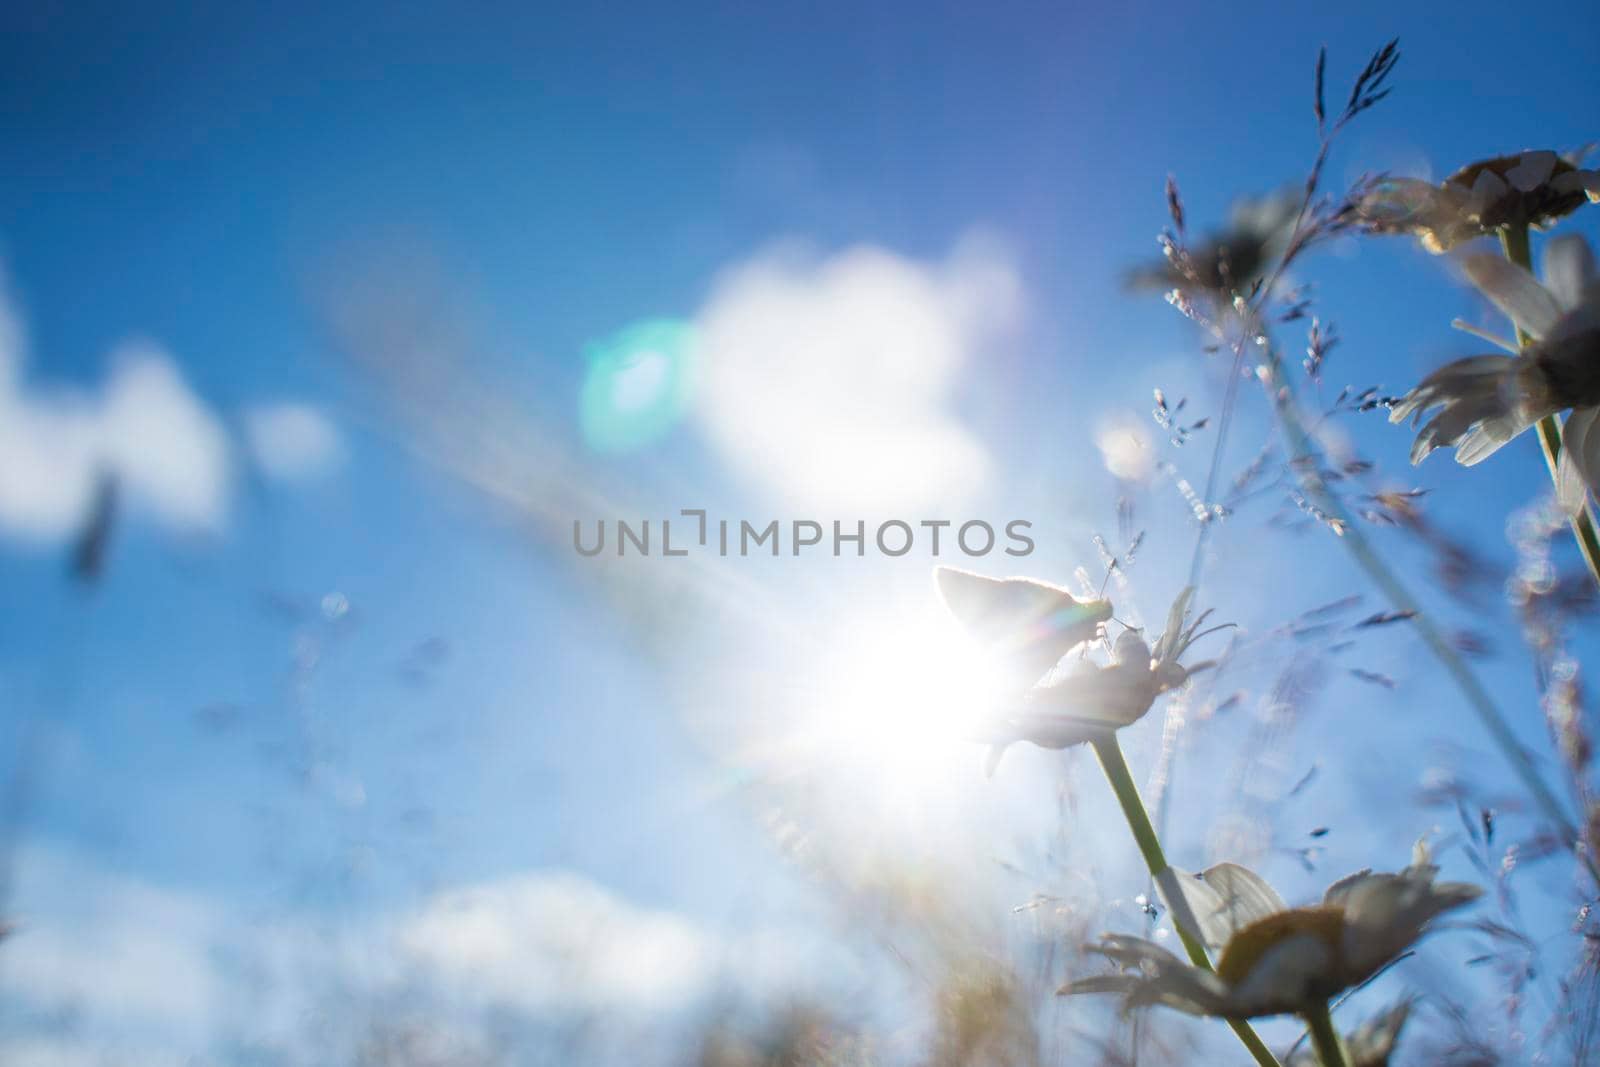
801, 607, 1012, 797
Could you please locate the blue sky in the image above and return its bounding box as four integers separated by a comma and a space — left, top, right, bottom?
1, 3, 1599, 1063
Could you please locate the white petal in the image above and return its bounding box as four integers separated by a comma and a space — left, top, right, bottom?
1545, 295, 1600, 354
1067, 938, 1233, 1016
1552, 168, 1600, 203
1124, 971, 1235, 1017
1112, 937, 1233, 1015
1505, 151, 1558, 192
1559, 408, 1600, 516
1450, 316, 1520, 353
1323, 869, 1375, 908
1561, 406, 1600, 515
1461, 254, 1564, 339
1455, 409, 1539, 466
1466, 169, 1509, 214
1339, 872, 1481, 979
1543, 236, 1598, 312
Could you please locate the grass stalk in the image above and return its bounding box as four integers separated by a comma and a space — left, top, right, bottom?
1092, 735, 1284, 1067
1256, 338, 1598, 887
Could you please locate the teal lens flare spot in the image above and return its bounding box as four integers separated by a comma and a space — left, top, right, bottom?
579, 319, 696, 453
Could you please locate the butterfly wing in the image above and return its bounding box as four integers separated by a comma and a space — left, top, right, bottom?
934, 567, 1112, 688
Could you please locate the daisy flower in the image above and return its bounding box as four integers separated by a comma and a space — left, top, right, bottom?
1061, 846, 1480, 1020
1360, 149, 1600, 253
941, 574, 1282, 1064
1390, 235, 1600, 514
978, 588, 1222, 772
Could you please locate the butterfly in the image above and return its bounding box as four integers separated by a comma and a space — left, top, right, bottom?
933, 566, 1112, 693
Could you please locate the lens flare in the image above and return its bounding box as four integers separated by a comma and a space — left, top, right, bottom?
580, 319, 695, 452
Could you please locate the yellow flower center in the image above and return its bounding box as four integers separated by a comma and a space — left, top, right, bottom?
1214, 905, 1346, 986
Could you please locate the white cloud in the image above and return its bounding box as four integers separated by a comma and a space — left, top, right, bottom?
0, 1036, 194, 1067
0, 266, 343, 546
0, 375, 101, 541
0, 274, 229, 541
0, 846, 836, 1063
1, 848, 224, 1042
243, 402, 344, 482
98, 349, 232, 530
398, 871, 718, 1017
692, 233, 1022, 512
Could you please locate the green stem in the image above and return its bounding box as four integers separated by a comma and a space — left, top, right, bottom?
1497, 223, 1600, 593
1301, 1001, 1350, 1067
1256, 341, 1599, 884
1092, 735, 1284, 1067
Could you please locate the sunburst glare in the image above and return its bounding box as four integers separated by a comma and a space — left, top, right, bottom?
798, 606, 1012, 800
